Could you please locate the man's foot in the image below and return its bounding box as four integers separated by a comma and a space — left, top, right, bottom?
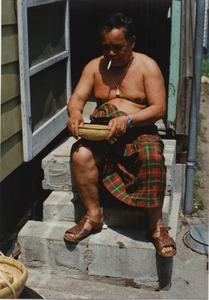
64, 212, 103, 242
151, 226, 176, 257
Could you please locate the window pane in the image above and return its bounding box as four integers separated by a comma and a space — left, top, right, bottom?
28, 1, 66, 67
30, 59, 67, 132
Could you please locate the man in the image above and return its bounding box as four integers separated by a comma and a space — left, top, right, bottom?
64, 13, 176, 257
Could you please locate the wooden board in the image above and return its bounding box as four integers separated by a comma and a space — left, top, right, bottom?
2, 25, 18, 64
0, 132, 23, 181
1, 62, 20, 104
1, 96, 22, 143
175, 0, 195, 135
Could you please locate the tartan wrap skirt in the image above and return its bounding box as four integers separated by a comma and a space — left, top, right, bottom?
72, 103, 166, 208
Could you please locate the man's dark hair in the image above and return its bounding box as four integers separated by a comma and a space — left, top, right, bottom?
99, 13, 135, 43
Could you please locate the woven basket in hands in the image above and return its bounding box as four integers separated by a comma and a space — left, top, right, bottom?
78, 124, 111, 141
0, 254, 28, 298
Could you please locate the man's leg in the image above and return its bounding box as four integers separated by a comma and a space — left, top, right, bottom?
71, 146, 103, 231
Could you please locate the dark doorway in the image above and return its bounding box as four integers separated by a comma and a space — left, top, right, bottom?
70, 0, 172, 99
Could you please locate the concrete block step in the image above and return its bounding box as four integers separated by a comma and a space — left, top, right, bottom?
18, 219, 172, 290
41, 101, 96, 192
43, 191, 171, 229
18, 189, 180, 290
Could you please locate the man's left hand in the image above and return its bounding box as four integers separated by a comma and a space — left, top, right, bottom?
107, 116, 128, 139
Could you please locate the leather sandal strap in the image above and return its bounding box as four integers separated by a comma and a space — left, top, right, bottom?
152, 226, 171, 235
86, 218, 102, 229
65, 215, 103, 241
152, 226, 176, 254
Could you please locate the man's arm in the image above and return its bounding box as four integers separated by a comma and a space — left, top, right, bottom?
67, 60, 95, 138
130, 57, 166, 126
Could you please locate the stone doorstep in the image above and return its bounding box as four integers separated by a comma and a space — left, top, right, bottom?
18, 220, 172, 291
17, 192, 180, 290
43, 191, 171, 229
41, 136, 176, 195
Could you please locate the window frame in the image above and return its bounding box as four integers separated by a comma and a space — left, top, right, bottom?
17, 0, 71, 161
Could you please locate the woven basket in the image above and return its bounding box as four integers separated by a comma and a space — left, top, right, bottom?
0, 256, 28, 298
78, 124, 111, 141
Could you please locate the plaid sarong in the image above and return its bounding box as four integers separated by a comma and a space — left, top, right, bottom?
72, 103, 166, 208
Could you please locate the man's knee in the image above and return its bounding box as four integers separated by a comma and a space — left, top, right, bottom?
72, 146, 94, 166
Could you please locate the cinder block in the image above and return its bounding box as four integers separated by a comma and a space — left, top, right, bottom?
42, 137, 74, 192
174, 164, 186, 210
42, 101, 96, 192
18, 220, 163, 290
164, 140, 176, 196
43, 191, 170, 230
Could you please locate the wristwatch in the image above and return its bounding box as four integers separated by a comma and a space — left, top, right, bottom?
126, 115, 134, 128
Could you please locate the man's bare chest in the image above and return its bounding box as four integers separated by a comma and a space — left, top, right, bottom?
94, 70, 146, 104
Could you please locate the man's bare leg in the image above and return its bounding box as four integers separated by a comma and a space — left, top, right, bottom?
71, 146, 104, 231
148, 207, 174, 254
69, 147, 175, 253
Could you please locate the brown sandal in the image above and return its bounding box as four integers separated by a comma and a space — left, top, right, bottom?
151, 226, 177, 257
64, 216, 103, 242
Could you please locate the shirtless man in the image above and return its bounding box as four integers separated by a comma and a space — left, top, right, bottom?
65, 13, 176, 257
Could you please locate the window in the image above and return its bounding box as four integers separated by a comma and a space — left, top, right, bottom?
17, 0, 71, 161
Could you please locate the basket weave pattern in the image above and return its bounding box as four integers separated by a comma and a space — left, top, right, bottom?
78, 124, 111, 141
0, 256, 28, 299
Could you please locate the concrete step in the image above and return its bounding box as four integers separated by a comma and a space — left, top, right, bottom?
18, 192, 181, 290
43, 191, 171, 229
41, 102, 96, 192
18, 220, 160, 290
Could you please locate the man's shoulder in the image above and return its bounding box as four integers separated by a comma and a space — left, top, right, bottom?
82, 56, 103, 76
134, 52, 156, 65
86, 56, 103, 68
134, 52, 159, 73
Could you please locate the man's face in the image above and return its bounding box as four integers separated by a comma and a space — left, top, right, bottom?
101, 27, 135, 67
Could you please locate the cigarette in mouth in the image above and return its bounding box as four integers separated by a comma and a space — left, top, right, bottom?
107, 60, 112, 70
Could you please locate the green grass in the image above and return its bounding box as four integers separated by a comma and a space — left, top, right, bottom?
198, 113, 208, 143
196, 147, 204, 160
202, 55, 209, 77
193, 58, 209, 211
193, 111, 207, 210
193, 173, 205, 210
193, 189, 205, 210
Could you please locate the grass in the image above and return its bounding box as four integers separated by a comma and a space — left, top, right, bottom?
193, 189, 205, 210
202, 55, 209, 77
193, 74, 208, 210
193, 173, 205, 210
193, 168, 205, 210
198, 113, 208, 143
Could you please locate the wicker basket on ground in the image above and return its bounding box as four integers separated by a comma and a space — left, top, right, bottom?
0, 254, 28, 298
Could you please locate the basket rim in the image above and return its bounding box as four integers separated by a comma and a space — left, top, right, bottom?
78, 124, 111, 130
0, 256, 28, 298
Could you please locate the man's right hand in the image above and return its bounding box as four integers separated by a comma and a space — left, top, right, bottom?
66, 113, 84, 139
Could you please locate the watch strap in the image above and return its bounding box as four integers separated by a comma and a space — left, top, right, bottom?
126, 115, 133, 128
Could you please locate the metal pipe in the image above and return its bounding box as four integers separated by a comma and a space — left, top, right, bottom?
184, 0, 206, 215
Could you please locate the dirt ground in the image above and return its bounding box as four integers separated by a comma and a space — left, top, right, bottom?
196, 83, 209, 219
